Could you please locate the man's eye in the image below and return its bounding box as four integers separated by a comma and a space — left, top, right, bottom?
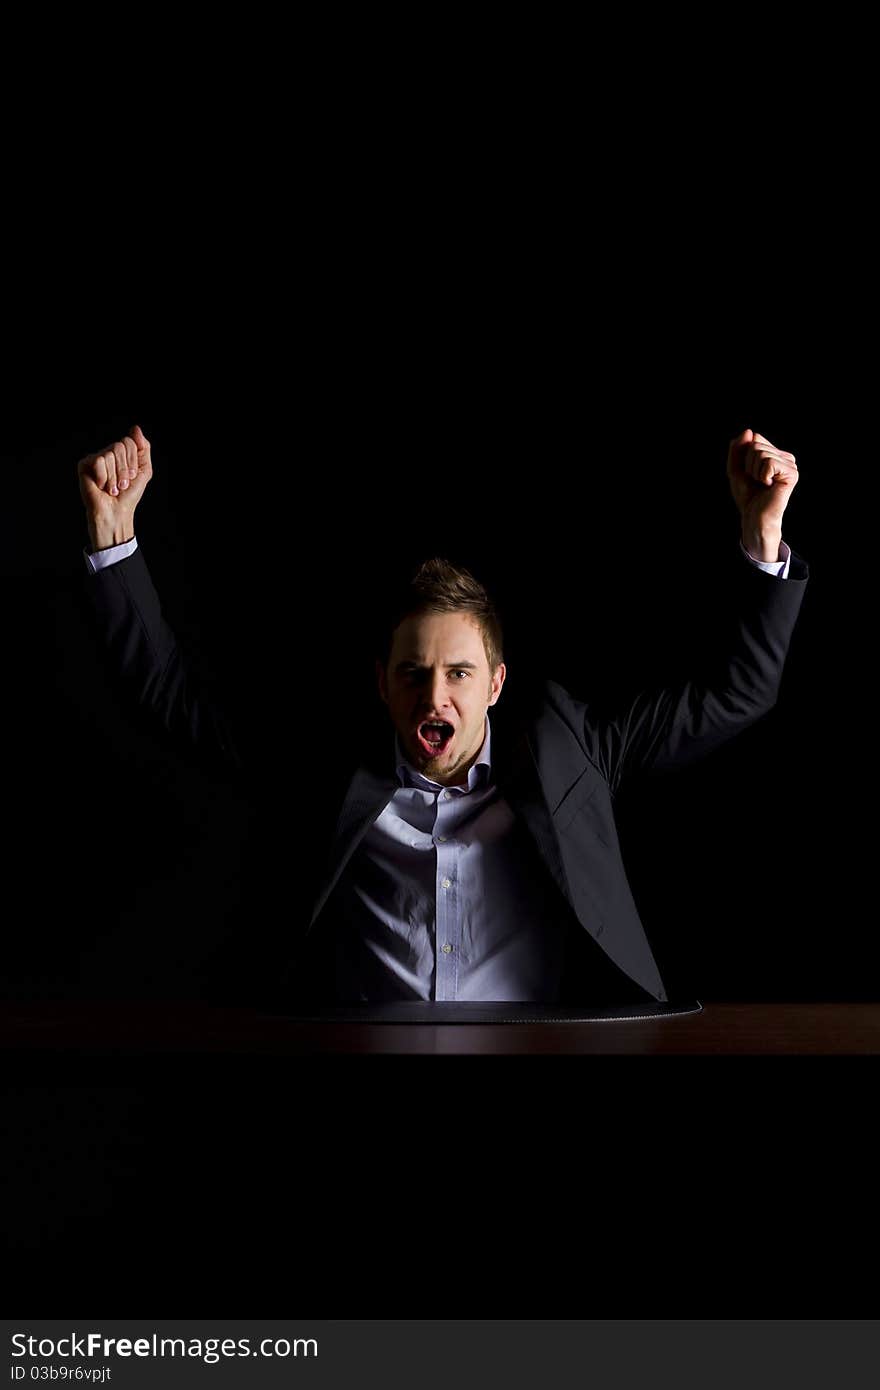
401, 670, 470, 683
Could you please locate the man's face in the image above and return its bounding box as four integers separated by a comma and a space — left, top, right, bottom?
376, 610, 506, 788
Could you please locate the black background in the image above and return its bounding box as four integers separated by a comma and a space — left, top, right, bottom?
3, 154, 874, 1312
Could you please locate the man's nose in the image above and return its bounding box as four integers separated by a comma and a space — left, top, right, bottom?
422, 672, 452, 713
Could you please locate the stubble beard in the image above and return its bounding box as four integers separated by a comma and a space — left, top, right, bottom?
422, 732, 478, 787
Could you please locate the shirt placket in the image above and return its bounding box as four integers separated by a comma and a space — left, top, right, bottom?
433, 786, 461, 1001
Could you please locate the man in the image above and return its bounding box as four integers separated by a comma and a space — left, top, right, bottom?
76, 425, 808, 1007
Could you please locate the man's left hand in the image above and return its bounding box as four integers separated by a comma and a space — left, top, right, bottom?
727, 427, 799, 538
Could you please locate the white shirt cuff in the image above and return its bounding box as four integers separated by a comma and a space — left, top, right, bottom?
739, 536, 790, 578
83, 536, 139, 572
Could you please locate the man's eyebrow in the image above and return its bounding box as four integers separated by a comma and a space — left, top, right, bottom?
394, 659, 479, 671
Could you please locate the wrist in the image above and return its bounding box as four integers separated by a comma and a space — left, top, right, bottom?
742, 526, 782, 563
88, 517, 135, 551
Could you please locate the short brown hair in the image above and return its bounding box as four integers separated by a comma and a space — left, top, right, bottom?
375, 556, 504, 676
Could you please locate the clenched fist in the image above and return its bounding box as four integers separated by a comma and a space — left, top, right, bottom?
78, 424, 153, 550
727, 427, 799, 539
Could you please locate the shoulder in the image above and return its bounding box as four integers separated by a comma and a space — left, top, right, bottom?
528, 675, 598, 732
512, 676, 609, 783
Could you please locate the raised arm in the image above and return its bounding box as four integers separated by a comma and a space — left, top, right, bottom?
573, 428, 808, 795
76, 426, 252, 788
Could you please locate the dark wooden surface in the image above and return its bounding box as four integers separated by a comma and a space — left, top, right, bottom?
3, 1000, 879, 1053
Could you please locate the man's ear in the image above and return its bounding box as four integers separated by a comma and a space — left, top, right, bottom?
376, 658, 388, 705
488, 662, 506, 707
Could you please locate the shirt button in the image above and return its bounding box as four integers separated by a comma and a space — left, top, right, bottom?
437, 836, 447, 843
441, 877, 452, 889
442, 943, 453, 954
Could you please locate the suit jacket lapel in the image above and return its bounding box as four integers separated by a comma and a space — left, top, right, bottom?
307, 723, 399, 933
491, 699, 575, 914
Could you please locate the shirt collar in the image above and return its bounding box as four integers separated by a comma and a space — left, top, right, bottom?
394, 711, 492, 791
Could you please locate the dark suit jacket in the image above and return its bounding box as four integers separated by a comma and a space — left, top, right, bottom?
79, 540, 810, 1006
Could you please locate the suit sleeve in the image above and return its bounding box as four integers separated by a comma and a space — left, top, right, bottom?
574, 538, 810, 795
79, 538, 252, 789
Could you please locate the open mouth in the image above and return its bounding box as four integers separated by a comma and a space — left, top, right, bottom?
416, 720, 455, 757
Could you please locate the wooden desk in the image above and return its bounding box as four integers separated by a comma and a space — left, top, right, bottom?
3, 999, 879, 1054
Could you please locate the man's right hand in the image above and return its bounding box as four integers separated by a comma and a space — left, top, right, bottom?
78, 424, 153, 550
